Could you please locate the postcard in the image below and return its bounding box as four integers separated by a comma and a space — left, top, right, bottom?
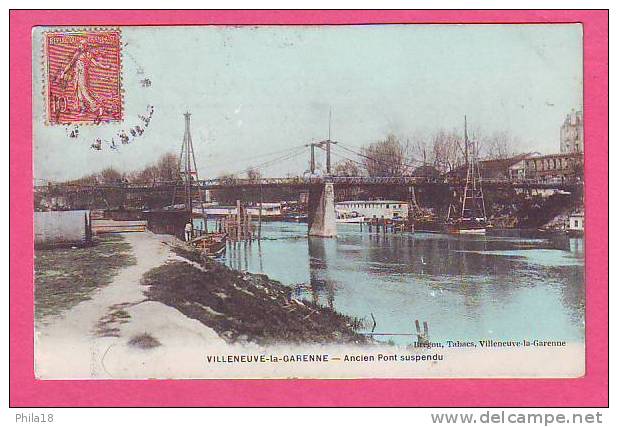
31, 23, 586, 380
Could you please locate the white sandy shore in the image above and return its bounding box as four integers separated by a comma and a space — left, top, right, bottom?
35, 231, 585, 380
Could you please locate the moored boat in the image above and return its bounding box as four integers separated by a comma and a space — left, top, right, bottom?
283, 213, 308, 222
445, 218, 487, 235
336, 216, 366, 224
190, 232, 227, 257
445, 116, 490, 235
336, 200, 408, 223
336, 210, 366, 223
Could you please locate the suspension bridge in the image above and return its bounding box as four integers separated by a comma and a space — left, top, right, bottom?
34, 114, 582, 237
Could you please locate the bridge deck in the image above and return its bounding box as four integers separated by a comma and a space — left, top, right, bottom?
35, 176, 582, 193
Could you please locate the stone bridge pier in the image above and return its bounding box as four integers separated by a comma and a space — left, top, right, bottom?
307, 182, 337, 237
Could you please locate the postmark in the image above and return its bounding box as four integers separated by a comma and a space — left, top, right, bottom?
44, 28, 122, 125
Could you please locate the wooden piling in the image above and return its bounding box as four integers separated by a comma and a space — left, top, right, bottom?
258, 184, 263, 240
246, 210, 252, 240
236, 200, 242, 241
414, 319, 430, 346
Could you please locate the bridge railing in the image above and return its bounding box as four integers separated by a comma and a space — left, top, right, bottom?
198, 176, 445, 186
34, 175, 582, 193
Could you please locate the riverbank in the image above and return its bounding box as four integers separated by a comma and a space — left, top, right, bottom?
35, 231, 366, 379
148, 244, 367, 345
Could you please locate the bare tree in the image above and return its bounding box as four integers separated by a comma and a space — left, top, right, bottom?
218, 172, 239, 185
98, 167, 124, 184
481, 130, 517, 159
124, 152, 180, 184
128, 165, 157, 184
410, 131, 435, 167
66, 173, 100, 185
155, 152, 181, 182
361, 134, 410, 177
431, 129, 464, 173
333, 159, 361, 177
245, 167, 262, 183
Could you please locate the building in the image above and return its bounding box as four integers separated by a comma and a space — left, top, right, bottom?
446, 150, 582, 182
560, 110, 584, 153
523, 152, 584, 182
34, 210, 92, 247
568, 211, 584, 233
336, 200, 409, 220
508, 154, 542, 180
199, 202, 283, 220
449, 153, 539, 180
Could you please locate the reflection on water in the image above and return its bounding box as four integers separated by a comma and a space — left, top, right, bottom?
222, 222, 585, 345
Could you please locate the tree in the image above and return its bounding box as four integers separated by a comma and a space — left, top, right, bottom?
410, 131, 435, 167
125, 152, 180, 184
155, 152, 181, 182
333, 159, 361, 177
98, 167, 124, 184
361, 134, 410, 177
481, 131, 517, 160
431, 129, 464, 173
218, 172, 239, 185
245, 167, 262, 183
128, 164, 157, 184
67, 173, 99, 185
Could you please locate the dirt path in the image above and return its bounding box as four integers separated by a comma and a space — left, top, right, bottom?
35, 231, 228, 379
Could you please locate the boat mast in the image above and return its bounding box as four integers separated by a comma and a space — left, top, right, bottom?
464, 115, 469, 167
475, 138, 488, 220
463, 117, 488, 222
461, 115, 471, 220
185, 113, 193, 233
459, 115, 488, 222
172, 112, 207, 236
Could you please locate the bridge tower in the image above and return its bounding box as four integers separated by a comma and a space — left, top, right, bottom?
172, 112, 207, 235
308, 182, 337, 237
307, 109, 337, 237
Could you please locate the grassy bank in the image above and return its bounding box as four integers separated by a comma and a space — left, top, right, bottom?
35, 234, 136, 321
141, 246, 368, 346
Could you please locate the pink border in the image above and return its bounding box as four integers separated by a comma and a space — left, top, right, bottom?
10, 10, 608, 407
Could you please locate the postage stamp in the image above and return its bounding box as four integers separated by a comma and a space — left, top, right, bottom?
43, 28, 122, 125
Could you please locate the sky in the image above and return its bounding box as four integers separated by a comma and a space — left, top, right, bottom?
33, 24, 583, 182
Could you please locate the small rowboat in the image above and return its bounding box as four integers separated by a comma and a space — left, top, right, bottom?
190, 232, 227, 257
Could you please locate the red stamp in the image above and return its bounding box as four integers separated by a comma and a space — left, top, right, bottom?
44, 29, 122, 125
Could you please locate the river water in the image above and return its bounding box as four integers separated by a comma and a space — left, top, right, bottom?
221, 222, 585, 345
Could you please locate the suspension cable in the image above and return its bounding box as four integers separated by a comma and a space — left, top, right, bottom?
334, 143, 421, 172
225, 145, 308, 177
212, 143, 308, 166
